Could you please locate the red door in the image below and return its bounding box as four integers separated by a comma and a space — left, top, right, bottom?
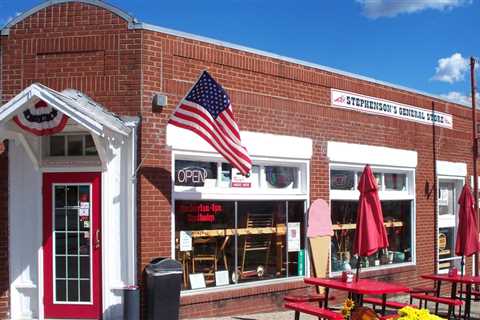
43, 172, 102, 319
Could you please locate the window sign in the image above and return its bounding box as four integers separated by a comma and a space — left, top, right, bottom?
331, 170, 355, 190
179, 231, 192, 251
288, 222, 301, 252
215, 270, 229, 286
189, 274, 206, 290
265, 166, 297, 189
231, 168, 252, 188
177, 202, 223, 224
175, 160, 217, 187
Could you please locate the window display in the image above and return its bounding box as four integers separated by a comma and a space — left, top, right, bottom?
330, 166, 414, 273
175, 200, 306, 291
330, 200, 412, 272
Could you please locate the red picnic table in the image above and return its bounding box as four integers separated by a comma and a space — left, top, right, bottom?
421, 273, 480, 319
304, 277, 410, 315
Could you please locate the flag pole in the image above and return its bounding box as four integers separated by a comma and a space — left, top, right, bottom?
132, 70, 209, 178
471, 57, 479, 277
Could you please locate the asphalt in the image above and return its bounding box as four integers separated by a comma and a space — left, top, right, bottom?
192, 295, 480, 320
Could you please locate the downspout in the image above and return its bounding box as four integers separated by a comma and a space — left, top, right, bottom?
127, 119, 140, 285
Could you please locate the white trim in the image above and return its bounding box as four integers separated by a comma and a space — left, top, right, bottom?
436, 161, 467, 177
167, 125, 313, 160
328, 162, 417, 273
327, 141, 418, 168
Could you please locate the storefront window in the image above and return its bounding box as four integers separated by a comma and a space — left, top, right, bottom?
174, 160, 301, 191
331, 200, 412, 272
174, 200, 306, 291
330, 166, 414, 273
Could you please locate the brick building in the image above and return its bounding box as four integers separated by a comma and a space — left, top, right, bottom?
0, 0, 475, 319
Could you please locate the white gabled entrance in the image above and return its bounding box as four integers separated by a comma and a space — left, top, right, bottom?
0, 83, 139, 320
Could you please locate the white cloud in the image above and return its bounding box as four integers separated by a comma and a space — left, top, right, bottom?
431, 53, 469, 83
441, 91, 479, 106
357, 0, 472, 18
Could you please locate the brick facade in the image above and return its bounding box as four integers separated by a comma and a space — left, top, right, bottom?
0, 1, 476, 319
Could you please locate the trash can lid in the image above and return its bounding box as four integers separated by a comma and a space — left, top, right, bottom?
146, 258, 182, 274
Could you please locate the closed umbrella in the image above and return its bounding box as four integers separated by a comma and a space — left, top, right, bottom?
353, 164, 389, 281
455, 184, 479, 273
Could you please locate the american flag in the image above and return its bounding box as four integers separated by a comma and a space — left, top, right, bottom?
168, 71, 252, 175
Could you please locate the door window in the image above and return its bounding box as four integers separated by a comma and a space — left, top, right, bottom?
437, 179, 462, 273
53, 185, 92, 303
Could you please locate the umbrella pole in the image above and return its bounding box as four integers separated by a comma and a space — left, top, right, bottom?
355, 258, 361, 282
459, 256, 465, 318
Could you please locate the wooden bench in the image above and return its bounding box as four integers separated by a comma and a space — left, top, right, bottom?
363, 297, 413, 309
284, 302, 344, 320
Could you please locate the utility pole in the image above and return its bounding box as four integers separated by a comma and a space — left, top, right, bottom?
471, 56, 478, 277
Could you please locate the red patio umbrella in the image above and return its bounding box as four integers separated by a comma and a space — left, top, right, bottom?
353, 164, 389, 280
455, 184, 480, 272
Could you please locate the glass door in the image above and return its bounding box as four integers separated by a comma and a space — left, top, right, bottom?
437, 178, 463, 273
43, 173, 102, 319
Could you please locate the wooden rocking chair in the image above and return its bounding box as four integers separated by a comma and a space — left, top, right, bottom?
239, 212, 274, 279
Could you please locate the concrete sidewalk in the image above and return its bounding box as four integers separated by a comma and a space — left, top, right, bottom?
194, 297, 480, 320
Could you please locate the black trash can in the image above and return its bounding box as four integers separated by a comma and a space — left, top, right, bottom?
145, 257, 182, 320
123, 285, 139, 320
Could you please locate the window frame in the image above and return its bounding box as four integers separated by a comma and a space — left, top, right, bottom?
329, 163, 416, 276
171, 150, 310, 294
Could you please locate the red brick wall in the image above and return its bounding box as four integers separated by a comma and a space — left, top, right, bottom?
0, 2, 143, 319
139, 29, 475, 317
0, 1, 477, 319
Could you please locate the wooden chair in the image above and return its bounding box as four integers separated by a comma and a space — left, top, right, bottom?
191, 237, 218, 284
240, 212, 274, 279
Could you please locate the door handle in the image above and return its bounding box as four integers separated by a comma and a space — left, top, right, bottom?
95, 229, 100, 249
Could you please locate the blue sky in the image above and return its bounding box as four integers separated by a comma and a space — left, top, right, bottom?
0, 0, 478, 105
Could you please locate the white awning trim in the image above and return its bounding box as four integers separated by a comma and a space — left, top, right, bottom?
0, 83, 130, 138
436, 160, 467, 177
327, 141, 417, 168
167, 124, 313, 160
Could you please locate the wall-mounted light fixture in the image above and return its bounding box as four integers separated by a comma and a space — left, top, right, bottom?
152, 93, 167, 111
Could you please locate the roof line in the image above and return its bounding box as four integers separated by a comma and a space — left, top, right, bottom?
134, 22, 469, 108
1, 0, 137, 36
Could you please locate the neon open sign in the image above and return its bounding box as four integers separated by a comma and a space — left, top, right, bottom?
175, 166, 208, 186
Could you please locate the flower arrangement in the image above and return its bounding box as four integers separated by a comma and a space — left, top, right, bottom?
341, 298, 355, 319
396, 306, 445, 320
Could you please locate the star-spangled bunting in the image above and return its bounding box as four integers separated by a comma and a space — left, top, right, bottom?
168, 71, 252, 175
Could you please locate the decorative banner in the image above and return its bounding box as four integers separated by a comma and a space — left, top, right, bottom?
13, 100, 68, 136
331, 89, 453, 129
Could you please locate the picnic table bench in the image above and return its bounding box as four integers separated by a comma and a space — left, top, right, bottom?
284, 302, 344, 320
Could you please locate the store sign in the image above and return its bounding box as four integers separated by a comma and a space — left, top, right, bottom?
331, 89, 453, 129
176, 166, 208, 186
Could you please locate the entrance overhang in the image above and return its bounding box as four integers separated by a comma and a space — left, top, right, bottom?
2, 83, 139, 320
